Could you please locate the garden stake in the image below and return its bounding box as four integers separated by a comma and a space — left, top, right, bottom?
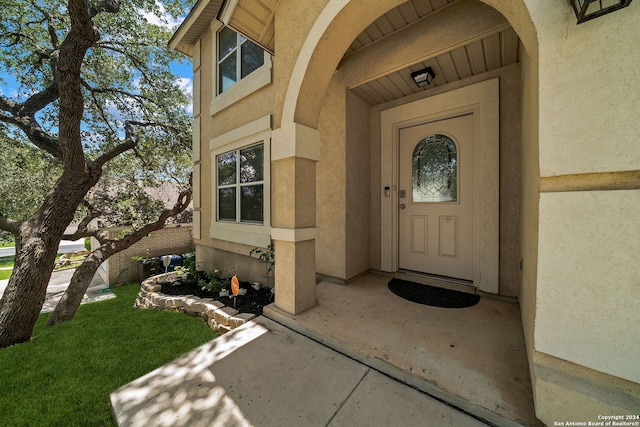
231, 275, 240, 309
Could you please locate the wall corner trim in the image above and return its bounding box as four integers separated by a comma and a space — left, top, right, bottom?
271, 227, 318, 242
272, 122, 321, 161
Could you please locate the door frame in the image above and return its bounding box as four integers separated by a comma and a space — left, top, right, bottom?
380, 78, 499, 293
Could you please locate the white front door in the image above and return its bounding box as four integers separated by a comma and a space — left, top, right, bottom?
398, 114, 474, 281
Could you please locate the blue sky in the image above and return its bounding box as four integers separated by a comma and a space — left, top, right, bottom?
0, 2, 193, 114
144, 3, 194, 113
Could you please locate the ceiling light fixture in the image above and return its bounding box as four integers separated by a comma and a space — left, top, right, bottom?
569, 0, 633, 24
410, 67, 435, 88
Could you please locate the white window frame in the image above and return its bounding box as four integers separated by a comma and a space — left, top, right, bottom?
210, 115, 271, 248
210, 21, 272, 116
216, 142, 265, 225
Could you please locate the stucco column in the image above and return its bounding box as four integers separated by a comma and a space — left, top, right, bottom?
271, 122, 320, 314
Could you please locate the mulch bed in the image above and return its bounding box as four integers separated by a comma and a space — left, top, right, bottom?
158, 271, 273, 316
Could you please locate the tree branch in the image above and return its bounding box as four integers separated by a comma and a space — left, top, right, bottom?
19, 82, 59, 116
93, 120, 184, 167
108, 180, 192, 247
62, 209, 103, 241
92, 121, 136, 167
89, 0, 121, 18
0, 214, 21, 235
95, 44, 154, 84
80, 80, 118, 135
0, 95, 18, 113
27, 0, 60, 49
81, 80, 154, 105
0, 110, 63, 159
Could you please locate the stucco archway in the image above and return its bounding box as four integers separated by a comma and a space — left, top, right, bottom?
282, 0, 538, 129
274, 0, 540, 338
273, 5, 543, 411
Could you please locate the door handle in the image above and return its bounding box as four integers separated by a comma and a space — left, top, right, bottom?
400, 204, 406, 209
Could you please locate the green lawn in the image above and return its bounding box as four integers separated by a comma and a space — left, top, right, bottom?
0, 253, 79, 280
0, 255, 14, 269
0, 283, 218, 426
0, 256, 13, 280
0, 241, 14, 248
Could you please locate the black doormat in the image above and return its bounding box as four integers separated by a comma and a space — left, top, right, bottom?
388, 278, 480, 308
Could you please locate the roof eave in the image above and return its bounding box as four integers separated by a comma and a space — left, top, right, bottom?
169, 0, 225, 56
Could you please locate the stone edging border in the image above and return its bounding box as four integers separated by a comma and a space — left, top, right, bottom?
135, 272, 256, 335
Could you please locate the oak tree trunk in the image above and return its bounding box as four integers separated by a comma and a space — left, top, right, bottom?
46, 250, 105, 326
0, 173, 97, 347
0, 0, 102, 347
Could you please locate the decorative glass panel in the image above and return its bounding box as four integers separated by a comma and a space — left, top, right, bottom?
240, 145, 263, 183
217, 151, 236, 185
240, 184, 264, 222
218, 188, 236, 221
412, 134, 458, 203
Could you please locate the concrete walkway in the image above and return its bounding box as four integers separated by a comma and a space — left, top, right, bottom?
264, 274, 540, 426
111, 316, 488, 427
0, 267, 113, 313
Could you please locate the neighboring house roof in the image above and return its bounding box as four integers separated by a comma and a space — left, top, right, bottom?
90, 182, 193, 228
145, 182, 193, 211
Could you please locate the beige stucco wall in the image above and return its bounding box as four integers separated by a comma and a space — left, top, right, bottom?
316, 72, 371, 283
523, 0, 640, 422
516, 40, 540, 397
532, 4, 640, 177
191, 23, 276, 282
537, 190, 640, 383
527, 0, 640, 390
273, 0, 330, 130
180, 0, 640, 421
196, 243, 273, 287
345, 90, 372, 280
316, 74, 347, 279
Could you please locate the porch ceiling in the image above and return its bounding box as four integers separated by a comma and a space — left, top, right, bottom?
344, 0, 520, 105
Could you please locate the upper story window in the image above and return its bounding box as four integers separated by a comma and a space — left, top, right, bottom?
218, 27, 265, 94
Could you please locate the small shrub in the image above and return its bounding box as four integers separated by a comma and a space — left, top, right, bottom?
201, 269, 230, 292
182, 252, 196, 275
250, 243, 275, 286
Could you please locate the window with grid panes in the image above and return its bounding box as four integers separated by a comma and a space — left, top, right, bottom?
217, 143, 264, 223
218, 27, 265, 94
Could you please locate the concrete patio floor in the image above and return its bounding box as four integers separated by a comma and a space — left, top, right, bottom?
264, 273, 541, 426
111, 316, 488, 426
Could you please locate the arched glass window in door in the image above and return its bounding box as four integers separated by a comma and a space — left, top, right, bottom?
412, 134, 458, 202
